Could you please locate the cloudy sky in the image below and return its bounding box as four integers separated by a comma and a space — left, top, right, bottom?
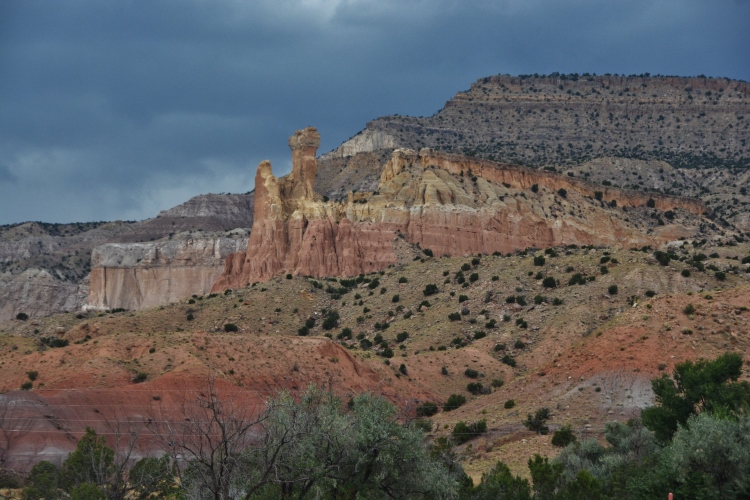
1, 0, 748, 225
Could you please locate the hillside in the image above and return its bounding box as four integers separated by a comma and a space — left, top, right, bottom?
2, 237, 749, 475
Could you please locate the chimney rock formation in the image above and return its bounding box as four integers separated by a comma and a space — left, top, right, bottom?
212, 128, 707, 291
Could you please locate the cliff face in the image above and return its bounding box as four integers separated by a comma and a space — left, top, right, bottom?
88, 238, 247, 311
213, 129, 706, 290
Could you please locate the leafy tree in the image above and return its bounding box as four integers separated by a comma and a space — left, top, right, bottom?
60, 427, 114, 493
642, 352, 750, 442
22, 461, 61, 500
470, 461, 531, 499
670, 413, 750, 499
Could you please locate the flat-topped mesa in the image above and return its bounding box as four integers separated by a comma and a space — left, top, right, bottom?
211, 128, 708, 291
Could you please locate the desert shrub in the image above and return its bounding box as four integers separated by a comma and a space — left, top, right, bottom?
683, 303, 696, 315
681, 269, 691, 277
21, 381, 33, 390
367, 278, 380, 290
715, 271, 726, 281
542, 277, 557, 288
469, 273, 479, 283
416, 402, 439, 417
441, 366, 448, 375
423, 248, 433, 257
391, 294, 400, 303
467, 382, 484, 395
645, 290, 656, 297
568, 273, 586, 286
337, 327, 353, 340
224, 323, 238, 332
501, 355, 516, 367
485, 319, 497, 329
322, 310, 340, 330
380, 348, 394, 358
742, 256, 750, 264
297, 326, 309, 336
398, 276, 408, 283
552, 297, 564, 306
524, 408, 551, 435
516, 296, 527, 306
396, 331, 409, 343
504, 399, 515, 409
514, 339, 525, 349
15, 312, 29, 321
505, 295, 516, 303
452, 420, 487, 444
600, 266, 609, 274
473, 331, 486, 340
133, 372, 148, 383
557, 188, 567, 198
399, 364, 408, 375
27, 370, 39, 381
443, 394, 467, 412
186, 313, 194, 321
359, 338, 372, 349
608, 285, 618, 295
41, 337, 69, 348
653, 250, 674, 266
600, 256, 611, 264
464, 368, 479, 379
503, 314, 511, 322
458, 294, 468, 303
551, 424, 577, 447
423, 284, 438, 296
534, 255, 546, 266
491, 378, 504, 388
531, 183, 539, 193
448, 312, 461, 321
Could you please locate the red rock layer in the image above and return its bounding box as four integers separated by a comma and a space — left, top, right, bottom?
212, 129, 705, 290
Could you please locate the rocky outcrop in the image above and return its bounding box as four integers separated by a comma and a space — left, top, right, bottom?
325, 128, 397, 158
213, 129, 707, 290
0, 269, 88, 320
88, 238, 247, 311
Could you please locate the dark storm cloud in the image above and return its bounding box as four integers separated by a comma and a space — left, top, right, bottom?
0, 0, 748, 224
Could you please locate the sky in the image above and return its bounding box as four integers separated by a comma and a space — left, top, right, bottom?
1, 0, 748, 225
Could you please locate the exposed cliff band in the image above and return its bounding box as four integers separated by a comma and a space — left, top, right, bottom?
212, 128, 706, 290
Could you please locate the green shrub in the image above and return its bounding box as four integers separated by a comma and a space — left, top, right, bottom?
491, 378, 504, 388
443, 394, 466, 412
448, 312, 461, 321
552, 297, 564, 306
542, 277, 557, 288
359, 338, 372, 349
501, 355, 516, 367
514, 339, 525, 349
21, 381, 33, 390
523, 407, 551, 435
380, 348, 394, 358
557, 188, 567, 198
485, 319, 497, 329
423, 248, 433, 257
186, 313, 194, 321
681, 269, 691, 277
224, 323, 239, 332
568, 273, 586, 286
15, 312, 29, 321
551, 424, 577, 447
399, 364, 408, 375
467, 382, 484, 395
464, 368, 479, 379
504, 399, 515, 409
286, 273, 293, 279
322, 310, 340, 330
645, 290, 656, 297
469, 273, 479, 282
27, 371, 39, 381
608, 285, 618, 295
534, 255, 546, 266
398, 276, 408, 283
396, 331, 409, 343
337, 328, 353, 340
516, 296, 527, 306
452, 420, 487, 444
133, 372, 148, 383
40, 337, 69, 348
423, 284, 438, 296
506, 295, 516, 303
715, 271, 726, 281
391, 294, 400, 303
416, 402, 439, 417
683, 303, 696, 315
600, 266, 609, 274
298, 326, 309, 336
473, 331, 486, 340
458, 294, 468, 303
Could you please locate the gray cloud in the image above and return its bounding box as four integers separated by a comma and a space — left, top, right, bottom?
0, 0, 748, 224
